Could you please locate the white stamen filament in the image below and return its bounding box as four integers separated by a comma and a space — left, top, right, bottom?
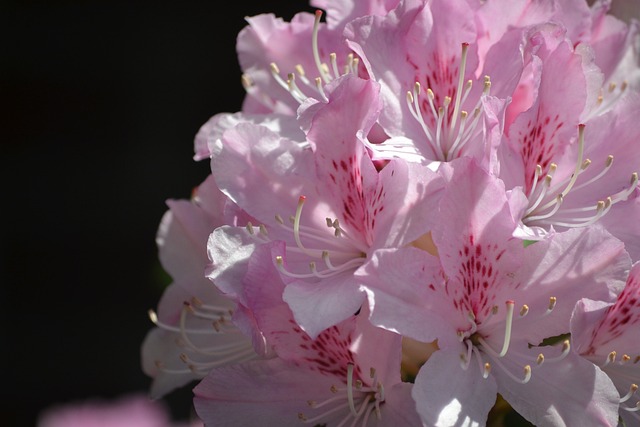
622, 402, 640, 413
449, 43, 469, 133
498, 300, 515, 357
312, 10, 330, 84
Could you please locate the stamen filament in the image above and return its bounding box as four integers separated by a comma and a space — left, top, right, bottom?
312, 10, 330, 84
620, 384, 638, 404
347, 364, 358, 417
449, 43, 469, 133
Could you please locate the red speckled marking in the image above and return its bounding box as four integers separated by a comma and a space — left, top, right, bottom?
446, 234, 507, 323
289, 319, 361, 382
516, 111, 564, 193
584, 269, 640, 355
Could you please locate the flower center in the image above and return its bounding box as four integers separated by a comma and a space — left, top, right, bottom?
404, 43, 491, 162
522, 124, 638, 230
264, 10, 359, 105
252, 195, 366, 279
148, 298, 256, 376
298, 364, 385, 426
457, 298, 569, 385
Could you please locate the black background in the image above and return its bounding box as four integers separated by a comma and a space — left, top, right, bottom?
2, 1, 312, 425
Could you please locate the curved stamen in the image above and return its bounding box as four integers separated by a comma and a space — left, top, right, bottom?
621, 384, 639, 404
540, 340, 571, 363
499, 300, 515, 357
346, 363, 358, 417
449, 43, 469, 133
312, 10, 330, 84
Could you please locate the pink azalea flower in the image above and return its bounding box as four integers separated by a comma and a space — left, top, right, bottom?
496, 24, 640, 257
237, 10, 356, 116
358, 158, 630, 426
141, 175, 257, 398
572, 261, 640, 426
344, 0, 521, 165
194, 243, 420, 426
207, 74, 443, 339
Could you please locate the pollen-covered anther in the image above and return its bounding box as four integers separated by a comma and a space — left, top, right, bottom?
545, 296, 557, 315
622, 354, 632, 364
603, 350, 617, 367
519, 304, 529, 317
483, 362, 491, 378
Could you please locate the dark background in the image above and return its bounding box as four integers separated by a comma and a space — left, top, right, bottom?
1, 1, 312, 425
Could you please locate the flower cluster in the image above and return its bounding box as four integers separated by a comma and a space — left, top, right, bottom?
142, 1, 640, 426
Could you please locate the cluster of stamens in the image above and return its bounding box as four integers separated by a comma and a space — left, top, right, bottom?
246, 196, 366, 279
523, 124, 638, 229
599, 351, 640, 418
243, 10, 359, 107
585, 80, 629, 121
149, 298, 256, 376
403, 43, 491, 162
458, 297, 570, 384
298, 364, 385, 426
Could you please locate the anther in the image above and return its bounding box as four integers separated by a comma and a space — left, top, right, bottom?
546, 297, 557, 314
520, 304, 529, 317
245, 222, 254, 235
604, 350, 617, 367
483, 362, 491, 379
536, 354, 545, 366
522, 365, 532, 383
622, 354, 632, 364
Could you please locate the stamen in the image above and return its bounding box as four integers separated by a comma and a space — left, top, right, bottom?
329, 52, 339, 79
483, 362, 491, 379
622, 401, 640, 412
546, 297, 557, 315
293, 196, 315, 257
620, 384, 638, 404
312, 10, 330, 84
603, 350, 617, 367
449, 43, 469, 133
541, 340, 570, 363
346, 363, 357, 417
499, 300, 515, 357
